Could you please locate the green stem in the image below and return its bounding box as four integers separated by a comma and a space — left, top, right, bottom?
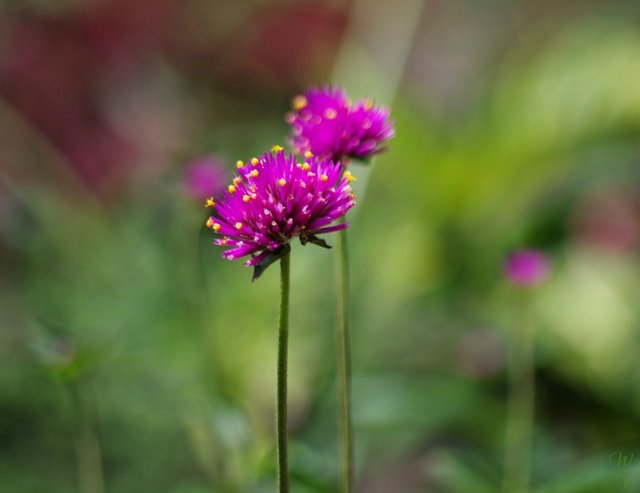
503, 290, 535, 493
68, 379, 105, 493
277, 251, 291, 493
336, 224, 354, 493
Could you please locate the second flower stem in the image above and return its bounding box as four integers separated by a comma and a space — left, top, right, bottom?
503, 290, 535, 493
68, 379, 105, 493
277, 251, 291, 493
336, 224, 354, 493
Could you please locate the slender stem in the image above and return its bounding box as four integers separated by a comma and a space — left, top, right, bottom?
503, 290, 535, 493
335, 223, 354, 493
276, 251, 291, 493
68, 379, 105, 493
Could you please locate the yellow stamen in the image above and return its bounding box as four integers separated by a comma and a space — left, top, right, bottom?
292, 95, 307, 110
233, 176, 242, 185
251, 157, 259, 166
343, 170, 357, 183
364, 98, 374, 110
250, 169, 259, 177
321, 174, 328, 182
235, 222, 243, 230
302, 162, 310, 170
228, 184, 236, 193
278, 178, 286, 186
213, 223, 221, 232
206, 217, 213, 228
271, 145, 284, 153
204, 197, 215, 207
304, 151, 313, 158
236, 160, 244, 168
324, 108, 337, 119
242, 194, 250, 203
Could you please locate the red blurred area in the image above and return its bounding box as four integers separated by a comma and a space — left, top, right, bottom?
0, 0, 181, 195
0, 0, 348, 197
571, 186, 640, 254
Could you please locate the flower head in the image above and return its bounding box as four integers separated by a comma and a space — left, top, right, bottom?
287, 86, 394, 163
207, 148, 356, 280
504, 250, 551, 286
184, 156, 227, 202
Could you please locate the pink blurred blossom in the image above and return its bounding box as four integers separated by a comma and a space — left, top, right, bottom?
184, 156, 227, 201
504, 250, 551, 286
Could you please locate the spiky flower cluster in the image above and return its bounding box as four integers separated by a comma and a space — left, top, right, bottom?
287, 86, 395, 162
205, 148, 356, 279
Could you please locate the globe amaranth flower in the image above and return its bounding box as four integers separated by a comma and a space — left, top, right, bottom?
504, 250, 551, 286
205, 147, 357, 280
286, 85, 395, 163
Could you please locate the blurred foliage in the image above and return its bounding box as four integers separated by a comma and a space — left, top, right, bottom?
2, 0, 640, 492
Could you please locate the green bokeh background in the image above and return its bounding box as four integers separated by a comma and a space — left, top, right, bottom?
2, 1, 640, 492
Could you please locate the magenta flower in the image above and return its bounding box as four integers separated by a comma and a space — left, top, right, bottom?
206, 147, 356, 280
184, 156, 227, 202
286, 86, 395, 163
504, 250, 551, 286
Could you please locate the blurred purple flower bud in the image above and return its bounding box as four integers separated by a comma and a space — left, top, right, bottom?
185, 156, 227, 201
504, 250, 551, 286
